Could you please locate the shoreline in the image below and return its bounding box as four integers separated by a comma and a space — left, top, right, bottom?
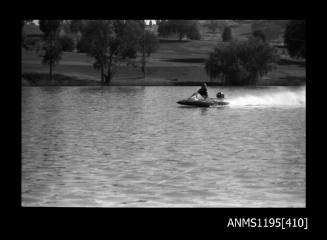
22, 72, 306, 87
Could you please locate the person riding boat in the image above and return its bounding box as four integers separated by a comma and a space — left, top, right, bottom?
190, 82, 208, 100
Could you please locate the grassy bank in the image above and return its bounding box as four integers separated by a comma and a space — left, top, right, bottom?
22, 50, 306, 86
22, 72, 101, 86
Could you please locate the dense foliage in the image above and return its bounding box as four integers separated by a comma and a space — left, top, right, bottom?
251, 20, 283, 41
252, 30, 266, 42
21, 20, 33, 49
205, 39, 279, 85
222, 27, 232, 42
79, 20, 144, 84
38, 20, 63, 80
141, 30, 160, 57
76, 35, 90, 53
69, 20, 85, 34
284, 20, 305, 59
158, 20, 201, 41
59, 35, 74, 52
115, 20, 143, 59
205, 20, 219, 33
39, 20, 61, 38
205, 20, 228, 33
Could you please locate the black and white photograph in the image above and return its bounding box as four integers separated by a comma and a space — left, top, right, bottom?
21, 19, 306, 208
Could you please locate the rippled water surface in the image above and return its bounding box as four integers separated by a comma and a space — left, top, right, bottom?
22, 86, 306, 207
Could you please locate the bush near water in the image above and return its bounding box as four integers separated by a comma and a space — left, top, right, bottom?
205, 38, 280, 85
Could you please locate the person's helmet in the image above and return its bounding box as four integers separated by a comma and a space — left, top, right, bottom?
216, 92, 225, 99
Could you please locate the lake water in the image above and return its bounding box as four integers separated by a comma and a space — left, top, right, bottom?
22, 86, 306, 207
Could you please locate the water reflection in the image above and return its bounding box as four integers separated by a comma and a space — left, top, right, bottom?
200, 107, 209, 116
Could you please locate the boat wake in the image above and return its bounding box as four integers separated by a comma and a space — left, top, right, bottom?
228, 87, 306, 107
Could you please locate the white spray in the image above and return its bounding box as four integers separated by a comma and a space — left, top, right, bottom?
228, 87, 306, 107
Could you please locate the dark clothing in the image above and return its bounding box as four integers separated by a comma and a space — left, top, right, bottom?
216, 92, 224, 99
197, 86, 208, 98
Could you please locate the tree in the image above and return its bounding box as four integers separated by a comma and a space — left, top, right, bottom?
252, 30, 266, 42
138, 20, 147, 77
284, 20, 305, 59
22, 20, 33, 49
251, 20, 283, 42
117, 20, 143, 59
137, 28, 160, 78
60, 20, 71, 34
206, 20, 219, 33
157, 20, 170, 37
59, 35, 74, 52
69, 20, 85, 34
186, 21, 201, 40
171, 20, 188, 40
216, 20, 228, 32
143, 31, 159, 56
222, 26, 232, 42
38, 20, 63, 80
80, 20, 143, 85
76, 35, 91, 53
205, 39, 279, 85
172, 20, 201, 41
79, 20, 114, 84
157, 20, 200, 41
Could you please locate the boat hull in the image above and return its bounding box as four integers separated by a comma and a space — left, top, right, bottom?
177, 98, 229, 107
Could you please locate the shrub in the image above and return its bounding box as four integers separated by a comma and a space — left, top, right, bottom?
205, 39, 279, 85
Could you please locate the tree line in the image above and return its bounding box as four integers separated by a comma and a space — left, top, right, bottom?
22, 20, 305, 86
22, 20, 160, 83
